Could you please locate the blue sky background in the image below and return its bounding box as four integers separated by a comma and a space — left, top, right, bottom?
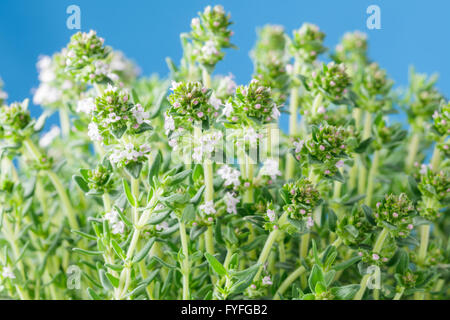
0, 0, 449, 129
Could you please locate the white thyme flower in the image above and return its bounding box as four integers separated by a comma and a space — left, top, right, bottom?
170, 81, 181, 91
156, 221, 169, 232
223, 102, 234, 117
260, 158, 281, 180
271, 104, 281, 119
131, 103, 150, 125
109, 143, 150, 165
293, 139, 304, 153
87, 122, 103, 142
192, 146, 203, 163
39, 126, 61, 148
266, 209, 276, 222
224, 192, 239, 214
106, 83, 118, 93
104, 208, 119, 224
218, 74, 237, 95
36, 55, 55, 83
111, 221, 125, 234
200, 201, 216, 215
76, 97, 96, 114
33, 83, 61, 105
306, 216, 314, 229
262, 276, 272, 286
217, 165, 240, 187
209, 94, 222, 110
164, 113, 175, 135
336, 160, 344, 168
2, 267, 15, 279
202, 40, 219, 57
244, 127, 259, 144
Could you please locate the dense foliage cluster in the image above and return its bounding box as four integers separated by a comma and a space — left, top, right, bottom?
0, 5, 448, 300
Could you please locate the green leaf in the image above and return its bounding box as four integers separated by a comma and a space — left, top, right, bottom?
99, 269, 113, 291
204, 253, 227, 277
165, 169, 192, 186
106, 272, 120, 288
73, 175, 89, 193
362, 204, 376, 225
133, 238, 156, 263
131, 89, 140, 104
190, 185, 205, 204
111, 239, 126, 261
87, 287, 102, 300
333, 256, 362, 271
330, 284, 360, 299
229, 264, 260, 295
354, 137, 373, 153
125, 162, 143, 179
72, 248, 103, 256
71, 229, 97, 241
396, 249, 409, 274
181, 204, 196, 223
328, 209, 337, 232
111, 125, 127, 139
147, 209, 171, 225
308, 264, 325, 293
148, 152, 162, 187
122, 179, 135, 207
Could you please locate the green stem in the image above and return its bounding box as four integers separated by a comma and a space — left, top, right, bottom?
285, 86, 299, 180
273, 266, 306, 300
357, 111, 372, 195
417, 224, 430, 266
393, 287, 405, 300
354, 228, 389, 300
365, 150, 380, 206
179, 220, 190, 300
430, 146, 441, 171
255, 213, 287, 282
24, 137, 78, 229
59, 107, 70, 138
406, 133, 420, 171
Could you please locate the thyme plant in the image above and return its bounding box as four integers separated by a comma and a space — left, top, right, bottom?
0, 5, 448, 300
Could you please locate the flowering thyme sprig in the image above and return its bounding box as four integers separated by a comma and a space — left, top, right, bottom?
189, 5, 234, 70
225, 79, 280, 125
374, 193, 415, 238
289, 23, 326, 64
65, 30, 113, 84
282, 178, 321, 225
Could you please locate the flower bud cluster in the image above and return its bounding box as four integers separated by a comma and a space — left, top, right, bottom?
336, 207, 374, 246
88, 84, 151, 143
65, 30, 114, 84
189, 5, 234, 68
252, 25, 289, 104
362, 63, 392, 96
227, 79, 280, 124
294, 125, 355, 177
0, 100, 32, 141
167, 81, 216, 129
416, 165, 449, 220
374, 193, 415, 238
289, 23, 326, 63
432, 102, 449, 136
85, 164, 114, 195
109, 142, 151, 168
308, 62, 351, 101
334, 31, 368, 65
283, 178, 321, 221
